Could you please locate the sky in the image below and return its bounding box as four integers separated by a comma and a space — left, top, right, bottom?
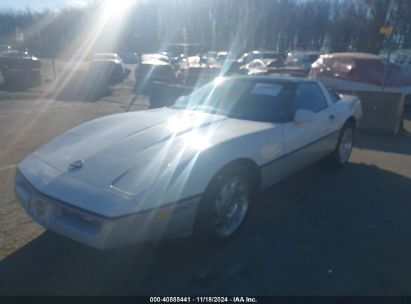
0, 0, 92, 11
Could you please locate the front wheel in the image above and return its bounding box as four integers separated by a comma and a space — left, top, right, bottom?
194, 166, 253, 241
328, 122, 354, 169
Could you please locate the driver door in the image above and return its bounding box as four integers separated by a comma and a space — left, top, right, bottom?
282, 82, 337, 178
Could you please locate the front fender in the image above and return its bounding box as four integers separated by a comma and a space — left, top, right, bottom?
137, 127, 282, 209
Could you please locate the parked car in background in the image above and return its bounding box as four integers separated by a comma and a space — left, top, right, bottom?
119, 51, 139, 64
177, 54, 221, 85
285, 52, 321, 71
170, 54, 187, 68
134, 59, 177, 87
0, 44, 11, 52
225, 51, 285, 74
15, 75, 362, 249
92, 53, 122, 62
280, 51, 321, 76
89, 53, 126, 82
310, 52, 411, 93
206, 51, 218, 60
0, 49, 41, 70
141, 53, 170, 64
0, 49, 42, 87
186, 54, 221, 68
239, 51, 285, 65
215, 51, 244, 75
159, 51, 174, 60
239, 58, 285, 75
216, 51, 228, 65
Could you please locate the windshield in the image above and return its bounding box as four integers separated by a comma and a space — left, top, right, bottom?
172, 79, 295, 122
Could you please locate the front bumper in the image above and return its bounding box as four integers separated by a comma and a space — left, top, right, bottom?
14, 171, 201, 249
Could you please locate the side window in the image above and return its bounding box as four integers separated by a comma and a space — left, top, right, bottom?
249, 61, 263, 69
249, 61, 258, 69
328, 89, 340, 103
294, 83, 328, 112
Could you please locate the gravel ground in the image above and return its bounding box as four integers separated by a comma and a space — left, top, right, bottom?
0, 64, 411, 295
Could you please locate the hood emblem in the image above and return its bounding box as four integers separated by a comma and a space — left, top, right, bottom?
69, 160, 84, 170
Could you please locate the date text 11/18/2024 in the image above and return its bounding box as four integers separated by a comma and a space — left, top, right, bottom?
149, 297, 258, 303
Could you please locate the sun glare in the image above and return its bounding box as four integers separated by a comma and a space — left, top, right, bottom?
102, 0, 135, 16
184, 133, 211, 151
214, 76, 225, 85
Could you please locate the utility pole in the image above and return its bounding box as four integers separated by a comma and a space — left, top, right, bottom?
381, 25, 393, 90
381, 0, 395, 91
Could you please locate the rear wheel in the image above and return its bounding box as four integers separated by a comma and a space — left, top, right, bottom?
194, 166, 253, 241
328, 121, 354, 169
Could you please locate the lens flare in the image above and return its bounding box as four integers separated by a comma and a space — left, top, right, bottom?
102, 0, 135, 16
183, 133, 211, 151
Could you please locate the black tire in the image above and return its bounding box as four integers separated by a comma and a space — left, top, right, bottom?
193, 165, 254, 242
327, 121, 355, 169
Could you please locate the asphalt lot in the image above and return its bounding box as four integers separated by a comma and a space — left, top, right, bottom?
1, 66, 411, 295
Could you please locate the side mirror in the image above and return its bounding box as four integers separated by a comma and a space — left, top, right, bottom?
294, 109, 317, 123
175, 95, 186, 103
173, 95, 186, 106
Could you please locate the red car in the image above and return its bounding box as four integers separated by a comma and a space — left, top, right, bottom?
309, 52, 411, 90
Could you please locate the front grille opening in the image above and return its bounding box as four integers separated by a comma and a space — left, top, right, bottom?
57, 208, 103, 236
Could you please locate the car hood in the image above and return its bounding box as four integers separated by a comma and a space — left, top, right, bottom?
29, 107, 272, 196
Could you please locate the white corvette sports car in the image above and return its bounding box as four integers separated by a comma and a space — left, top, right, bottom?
15, 76, 362, 249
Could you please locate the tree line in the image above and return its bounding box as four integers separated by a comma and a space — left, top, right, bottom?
0, 0, 410, 57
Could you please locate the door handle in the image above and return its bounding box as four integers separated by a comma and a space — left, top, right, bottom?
329, 114, 336, 121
